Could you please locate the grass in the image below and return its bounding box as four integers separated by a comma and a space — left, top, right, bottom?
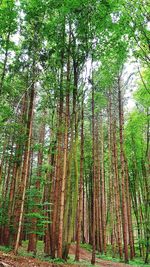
96, 253, 149, 267
79, 243, 150, 267
0, 241, 149, 267
18, 241, 99, 266
80, 243, 92, 252
0, 245, 12, 253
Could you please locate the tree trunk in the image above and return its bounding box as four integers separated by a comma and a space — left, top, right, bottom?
28, 121, 45, 253
75, 92, 84, 261
125, 160, 135, 259
118, 78, 129, 263
57, 26, 70, 257
91, 78, 96, 265
14, 80, 35, 254
51, 41, 65, 258
112, 116, 123, 259
100, 113, 106, 254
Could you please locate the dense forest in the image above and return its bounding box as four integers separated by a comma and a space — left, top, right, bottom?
0, 0, 149, 266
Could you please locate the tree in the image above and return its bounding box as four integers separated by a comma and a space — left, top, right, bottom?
0, 0, 149, 265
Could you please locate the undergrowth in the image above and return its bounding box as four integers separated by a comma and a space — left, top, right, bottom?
80, 243, 149, 267
0, 241, 149, 267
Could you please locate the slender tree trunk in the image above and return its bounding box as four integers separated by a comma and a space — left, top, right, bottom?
91, 78, 96, 265
100, 113, 106, 253
75, 92, 84, 261
57, 27, 70, 257
118, 78, 129, 263
62, 42, 79, 260
112, 116, 123, 259
125, 160, 135, 259
2, 141, 14, 246
108, 91, 115, 257
45, 131, 56, 255
95, 116, 100, 252
28, 121, 45, 253
51, 23, 65, 257
57, 72, 69, 259
98, 160, 103, 253
14, 80, 35, 255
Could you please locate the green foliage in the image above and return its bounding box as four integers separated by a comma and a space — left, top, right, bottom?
0, 245, 12, 253
134, 68, 150, 109
80, 243, 92, 252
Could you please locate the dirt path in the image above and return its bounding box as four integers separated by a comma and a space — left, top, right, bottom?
0, 246, 139, 267
69, 245, 136, 267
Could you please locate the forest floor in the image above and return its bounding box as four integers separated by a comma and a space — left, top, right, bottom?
69, 245, 144, 267
0, 244, 147, 267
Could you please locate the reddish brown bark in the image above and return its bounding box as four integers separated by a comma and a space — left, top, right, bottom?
44, 133, 56, 256
112, 116, 123, 259
57, 78, 69, 258
75, 92, 84, 261
57, 25, 70, 258
108, 91, 115, 257
28, 121, 45, 253
100, 114, 106, 254
118, 78, 129, 263
51, 27, 65, 257
91, 80, 96, 265
2, 141, 14, 246
95, 116, 100, 252
125, 160, 135, 259
14, 80, 35, 254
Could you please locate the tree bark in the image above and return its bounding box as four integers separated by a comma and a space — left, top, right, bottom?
100, 113, 106, 254
118, 77, 129, 263
112, 115, 123, 259
28, 120, 45, 254
14, 79, 35, 255
75, 91, 84, 261
57, 26, 70, 258
91, 77, 96, 265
